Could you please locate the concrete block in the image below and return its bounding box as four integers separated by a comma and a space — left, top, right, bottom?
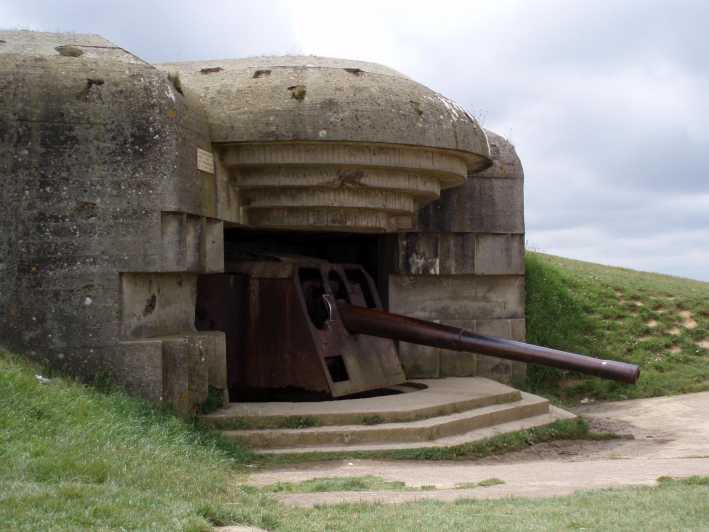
203, 330, 228, 391
417, 130, 524, 235
399, 317, 528, 382
390, 233, 474, 275
215, 155, 242, 224
419, 177, 524, 234
475, 318, 514, 338
202, 218, 225, 273
162, 333, 224, 414
160, 213, 225, 273
474, 319, 526, 384
160, 213, 200, 272
439, 319, 512, 379
510, 318, 527, 341
389, 275, 525, 321
110, 340, 165, 402
120, 273, 197, 339
390, 233, 524, 276
398, 343, 440, 379
474, 234, 525, 275
162, 338, 191, 412
438, 319, 478, 378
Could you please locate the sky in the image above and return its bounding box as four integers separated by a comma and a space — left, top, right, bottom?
3, 0, 708, 281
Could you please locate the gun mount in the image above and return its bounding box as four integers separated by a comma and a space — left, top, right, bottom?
196, 258, 639, 399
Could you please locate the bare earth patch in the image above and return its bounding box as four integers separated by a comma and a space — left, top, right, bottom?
558, 378, 586, 389
646, 320, 658, 328
697, 340, 709, 350
669, 327, 682, 336
679, 310, 698, 330
670, 346, 681, 354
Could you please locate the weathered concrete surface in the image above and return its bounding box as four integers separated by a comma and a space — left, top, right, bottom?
157, 56, 492, 232
419, 130, 525, 234
201, 379, 575, 453
0, 30, 229, 410
576, 391, 709, 459
389, 276, 525, 321
390, 131, 526, 382
219, 142, 467, 231
390, 233, 524, 276
159, 56, 490, 165
226, 396, 559, 452
247, 391, 709, 507
272, 457, 709, 507
202, 378, 522, 429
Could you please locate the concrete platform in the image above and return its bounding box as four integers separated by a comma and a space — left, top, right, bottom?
202, 378, 520, 428
204, 378, 574, 454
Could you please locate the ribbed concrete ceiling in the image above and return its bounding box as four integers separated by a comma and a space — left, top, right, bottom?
161, 56, 492, 232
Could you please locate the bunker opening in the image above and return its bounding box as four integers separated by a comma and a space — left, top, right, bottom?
195, 228, 403, 401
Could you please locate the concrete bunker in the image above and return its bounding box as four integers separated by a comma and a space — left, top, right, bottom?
1, 31, 529, 414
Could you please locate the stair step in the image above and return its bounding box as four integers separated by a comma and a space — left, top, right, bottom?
258, 406, 576, 455
221, 392, 550, 449
202, 378, 521, 429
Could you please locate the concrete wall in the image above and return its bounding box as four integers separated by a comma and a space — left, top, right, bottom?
0, 31, 230, 412
388, 130, 526, 384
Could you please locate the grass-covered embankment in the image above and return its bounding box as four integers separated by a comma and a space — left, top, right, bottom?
525, 252, 709, 403
0, 351, 278, 531
2, 338, 709, 530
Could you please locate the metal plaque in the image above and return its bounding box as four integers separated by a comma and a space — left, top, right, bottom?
197, 148, 215, 174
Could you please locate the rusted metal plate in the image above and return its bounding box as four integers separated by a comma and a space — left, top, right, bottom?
195, 273, 248, 392
198, 260, 406, 399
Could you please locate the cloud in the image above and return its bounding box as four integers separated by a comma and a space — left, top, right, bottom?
3, 0, 708, 281
2, 0, 301, 61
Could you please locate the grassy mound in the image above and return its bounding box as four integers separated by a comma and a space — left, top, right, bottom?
0, 351, 277, 531
525, 252, 709, 403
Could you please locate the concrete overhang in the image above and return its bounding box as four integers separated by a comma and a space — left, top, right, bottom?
159, 56, 492, 232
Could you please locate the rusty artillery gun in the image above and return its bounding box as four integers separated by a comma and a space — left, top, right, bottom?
196, 257, 639, 400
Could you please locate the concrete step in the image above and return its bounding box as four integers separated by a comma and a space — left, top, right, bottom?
258, 406, 575, 454
202, 377, 521, 429
221, 392, 550, 450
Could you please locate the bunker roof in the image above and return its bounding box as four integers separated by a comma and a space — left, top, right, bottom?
159, 56, 491, 172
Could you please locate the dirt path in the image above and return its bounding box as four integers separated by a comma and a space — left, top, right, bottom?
247, 391, 709, 507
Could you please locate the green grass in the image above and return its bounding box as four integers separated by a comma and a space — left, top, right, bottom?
455, 478, 506, 489
262, 476, 413, 494
0, 350, 276, 531
274, 477, 709, 531
263, 476, 507, 494
524, 252, 709, 403
2, 349, 709, 530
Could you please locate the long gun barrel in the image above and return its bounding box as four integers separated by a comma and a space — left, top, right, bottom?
337, 302, 640, 384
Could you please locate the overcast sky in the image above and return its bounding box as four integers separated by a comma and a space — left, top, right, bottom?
3, 0, 708, 281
